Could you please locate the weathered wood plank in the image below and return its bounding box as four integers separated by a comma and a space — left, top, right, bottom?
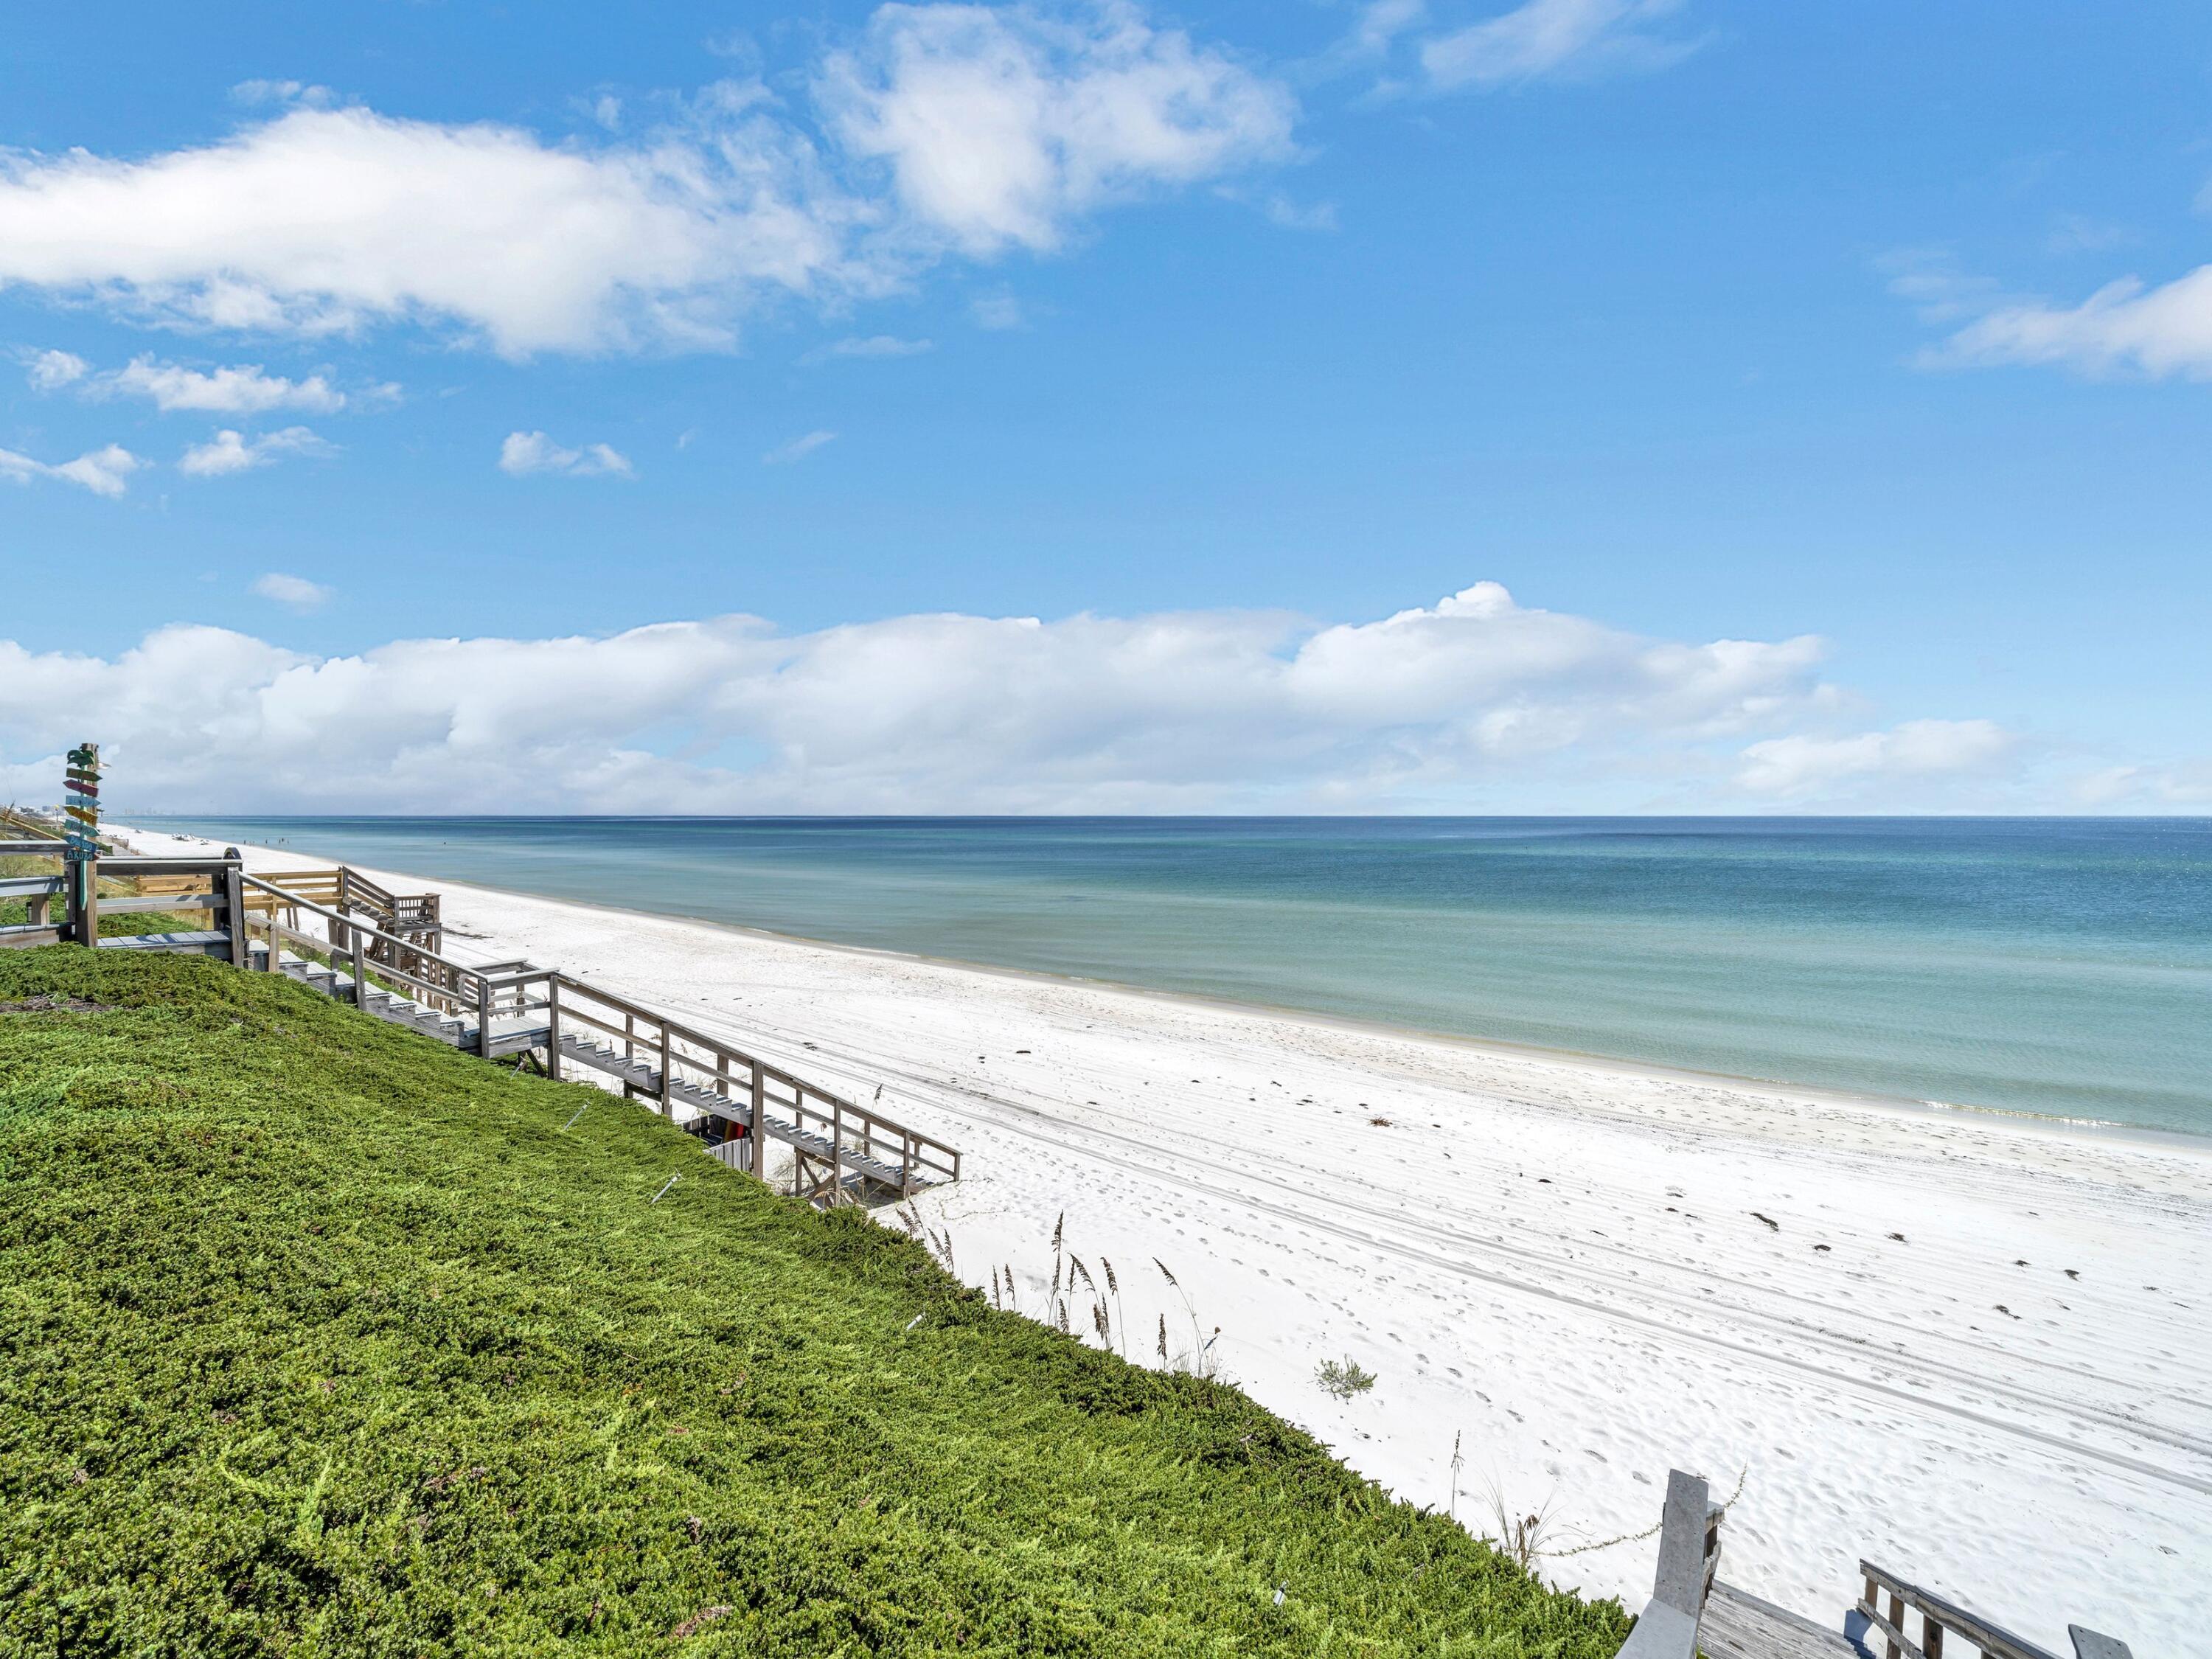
1700, 1582, 1857, 1659
2067, 1629, 2132, 1659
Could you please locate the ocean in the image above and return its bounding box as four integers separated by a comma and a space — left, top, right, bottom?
136, 815, 2211, 1136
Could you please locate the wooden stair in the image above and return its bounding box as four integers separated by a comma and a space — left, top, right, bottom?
1700, 1582, 1862, 1659
239, 945, 941, 1194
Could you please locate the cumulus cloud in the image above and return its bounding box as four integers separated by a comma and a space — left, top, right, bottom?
818, 0, 1296, 255
23, 349, 388, 411
106, 355, 352, 412
0, 102, 850, 357
0, 5, 1298, 358
1734, 718, 2015, 801
1420, 0, 1700, 90
0, 442, 143, 497
1927, 267, 2212, 380
498, 431, 635, 478
251, 572, 333, 610
179, 426, 334, 476
0, 582, 1945, 814
23, 347, 88, 389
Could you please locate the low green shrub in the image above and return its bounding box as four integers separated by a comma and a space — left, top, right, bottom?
0, 947, 1629, 1657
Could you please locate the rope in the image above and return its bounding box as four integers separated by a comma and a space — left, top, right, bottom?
1543, 1465, 1746, 1559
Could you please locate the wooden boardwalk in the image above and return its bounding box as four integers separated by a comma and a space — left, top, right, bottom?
1701, 1583, 1860, 1659
40, 845, 961, 1208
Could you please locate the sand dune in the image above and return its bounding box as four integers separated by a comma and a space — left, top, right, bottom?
125, 829, 2212, 1651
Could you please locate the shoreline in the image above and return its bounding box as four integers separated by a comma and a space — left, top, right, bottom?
113, 824, 2212, 1646
119, 823, 2208, 1158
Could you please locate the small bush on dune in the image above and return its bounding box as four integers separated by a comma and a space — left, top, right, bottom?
1316, 1357, 1379, 1401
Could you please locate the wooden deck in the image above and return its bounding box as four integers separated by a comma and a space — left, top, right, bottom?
1702, 1582, 1864, 1659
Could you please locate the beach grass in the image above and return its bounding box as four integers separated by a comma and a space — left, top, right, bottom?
0, 945, 1632, 1657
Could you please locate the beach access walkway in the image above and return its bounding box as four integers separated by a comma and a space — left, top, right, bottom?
1620, 1470, 2138, 1659
1, 832, 959, 1208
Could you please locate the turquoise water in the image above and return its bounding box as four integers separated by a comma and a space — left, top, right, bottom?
139, 817, 2212, 1135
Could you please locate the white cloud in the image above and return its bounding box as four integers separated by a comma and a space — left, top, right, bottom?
1734, 718, 2015, 801
1256, 192, 1338, 232
251, 571, 333, 610
498, 431, 635, 477
1349, 0, 1429, 58
0, 582, 1961, 814
971, 289, 1026, 329
763, 429, 838, 464
0, 103, 853, 358
2070, 760, 2212, 808
1927, 267, 2212, 380
1421, 0, 1699, 90
24, 348, 389, 411
0, 7, 1298, 358
102, 355, 351, 412
820, 1, 1297, 256
0, 441, 142, 497
231, 80, 334, 108
23, 347, 88, 389
813, 333, 936, 358
178, 426, 334, 476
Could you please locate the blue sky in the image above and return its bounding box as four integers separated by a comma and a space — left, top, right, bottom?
1, 1, 2208, 813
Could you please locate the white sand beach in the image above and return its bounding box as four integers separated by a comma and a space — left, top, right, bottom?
125, 828, 2212, 1652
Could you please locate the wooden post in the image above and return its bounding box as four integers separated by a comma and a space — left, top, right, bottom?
545, 977, 563, 1082
1652, 1470, 1711, 1620
749, 1065, 765, 1177
75, 855, 99, 946
351, 931, 368, 1006
1613, 1468, 1711, 1659
830, 1099, 844, 1206
476, 975, 493, 1057
2069, 1627, 2134, 1659
1885, 1592, 1904, 1659
658, 1023, 672, 1117
1922, 1613, 1942, 1659
223, 855, 248, 969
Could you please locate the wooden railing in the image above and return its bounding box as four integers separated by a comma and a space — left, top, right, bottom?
228, 867, 956, 1203
1859, 1562, 2135, 1659
499, 967, 961, 1201
0, 837, 69, 947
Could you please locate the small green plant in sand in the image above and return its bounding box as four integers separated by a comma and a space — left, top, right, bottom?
1315, 1356, 1379, 1402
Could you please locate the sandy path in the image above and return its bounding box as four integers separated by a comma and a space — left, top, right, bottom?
123, 829, 2212, 1650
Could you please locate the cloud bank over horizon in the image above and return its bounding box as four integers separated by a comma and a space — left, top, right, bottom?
0, 582, 2135, 817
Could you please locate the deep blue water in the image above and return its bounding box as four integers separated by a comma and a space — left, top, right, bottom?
138, 816, 2212, 1135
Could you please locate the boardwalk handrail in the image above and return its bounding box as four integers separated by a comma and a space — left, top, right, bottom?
1858, 1562, 2135, 1659
508, 966, 961, 1200
232, 867, 956, 1203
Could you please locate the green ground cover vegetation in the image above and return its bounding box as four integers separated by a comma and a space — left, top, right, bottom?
0, 945, 1632, 1657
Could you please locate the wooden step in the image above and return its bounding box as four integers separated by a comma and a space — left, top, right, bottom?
1700, 1582, 1864, 1659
